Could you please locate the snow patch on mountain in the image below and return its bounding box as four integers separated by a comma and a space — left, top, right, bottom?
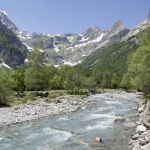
95, 33, 104, 42
63, 60, 81, 66
67, 36, 75, 43
24, 43, 33, 51
80, 37, 89, 42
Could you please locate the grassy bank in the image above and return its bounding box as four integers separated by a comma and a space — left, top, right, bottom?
9, 90, 68, 106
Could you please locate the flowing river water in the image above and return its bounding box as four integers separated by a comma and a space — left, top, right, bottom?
0, 94, 137, 150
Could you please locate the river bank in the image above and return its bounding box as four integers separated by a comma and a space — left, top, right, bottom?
101, 90, 150, 150
128, 95, 150, 150
0, 95, 98, 128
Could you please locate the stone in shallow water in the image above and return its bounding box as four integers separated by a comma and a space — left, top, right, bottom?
114, 117, 126, 123
95, 137, 102, 142
125, 122, 136, 128
90, 137, 102, 147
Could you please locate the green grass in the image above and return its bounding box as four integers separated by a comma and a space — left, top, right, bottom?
9, 90, 68, 106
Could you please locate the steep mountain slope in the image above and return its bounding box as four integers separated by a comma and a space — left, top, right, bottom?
82, 20, 149, 76
83, 40, 138, 76
0, 12, 27, 68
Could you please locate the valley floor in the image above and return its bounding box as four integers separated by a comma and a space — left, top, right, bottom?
0, 95, 97, 128
0, 91, 150, 150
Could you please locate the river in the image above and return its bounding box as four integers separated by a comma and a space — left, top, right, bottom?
0, 94, 137, 150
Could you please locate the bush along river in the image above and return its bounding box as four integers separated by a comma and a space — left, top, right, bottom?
0, 92, 148, 150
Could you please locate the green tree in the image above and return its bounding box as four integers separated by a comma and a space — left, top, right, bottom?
0, 69, 11, 106
101, 71, 112, 88
11, 66, 26, 92
59, 65, 72, 86
123, 26, 150, 94
24, 49, 48, 90
111, 73, 120, 89
64, 69, 76, 94
92, 69, 103, 86
86, 77, 97, 93
50, 75, 62, 90
120, 73, 132, 90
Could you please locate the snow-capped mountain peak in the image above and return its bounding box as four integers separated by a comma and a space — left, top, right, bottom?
0, 11, 8, 16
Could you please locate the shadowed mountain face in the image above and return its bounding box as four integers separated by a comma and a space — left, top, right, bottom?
0, 12, 27, 68
0, 11, 148, 67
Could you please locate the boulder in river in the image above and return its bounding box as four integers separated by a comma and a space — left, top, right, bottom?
91, 136, 102, 147
95, 137, 102, 142
114, 117, 126, 123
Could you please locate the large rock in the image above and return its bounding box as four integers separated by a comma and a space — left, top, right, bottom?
139, 138, 147, 146
140, 117, 150, 128
95, 137, 102, 142
136, 125, 147, 133
132, 142, 141, 150
91, 137, 102, 147
114, 117, 126, 123
138, 105, 145, 113
141, 143, 150, 150
132, 134, 139, 140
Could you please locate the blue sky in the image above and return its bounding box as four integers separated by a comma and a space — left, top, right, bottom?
0, 0, 150, 34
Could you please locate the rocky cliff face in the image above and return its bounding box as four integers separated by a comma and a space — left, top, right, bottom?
0, 11, 27, 68
0, 11, 148, 67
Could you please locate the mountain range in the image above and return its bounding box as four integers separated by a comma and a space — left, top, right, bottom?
0, 11, 148, 68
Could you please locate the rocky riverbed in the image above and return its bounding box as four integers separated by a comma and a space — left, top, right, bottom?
0, 95, 97, 128
128, 94, 150, 150
104, 90, 150, 150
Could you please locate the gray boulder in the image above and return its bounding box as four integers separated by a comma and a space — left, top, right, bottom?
140, 117, 150, 128
141, 143, 150, 150
138, 105, 145, 113
114, 117, 126, 123
95, 137, 102, 142
136, 125, 147, 133
132, 134, 139, 140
